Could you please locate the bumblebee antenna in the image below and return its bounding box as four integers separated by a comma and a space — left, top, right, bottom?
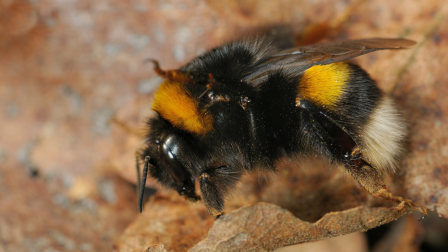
144, 59, 194, 84
138, 156, 150, 213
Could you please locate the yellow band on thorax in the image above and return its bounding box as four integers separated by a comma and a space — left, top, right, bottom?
152, 80, 213, 135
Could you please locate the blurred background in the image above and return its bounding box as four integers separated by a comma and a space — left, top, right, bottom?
1, 0, 447, 251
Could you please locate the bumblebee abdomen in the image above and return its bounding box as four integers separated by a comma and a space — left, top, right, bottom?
296, 62, 404, 170
253, 62, 404, 172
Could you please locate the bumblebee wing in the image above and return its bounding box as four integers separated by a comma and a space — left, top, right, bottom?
243, 38, 415, 85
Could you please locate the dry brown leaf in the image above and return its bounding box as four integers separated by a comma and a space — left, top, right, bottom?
115, 192, 413, 252
115, 192, 214, 252
191, 203, 413, 252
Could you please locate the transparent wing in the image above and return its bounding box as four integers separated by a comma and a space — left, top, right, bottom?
242, 38, 416, 85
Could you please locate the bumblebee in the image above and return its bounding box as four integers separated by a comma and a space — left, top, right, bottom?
137, 37, 428, 218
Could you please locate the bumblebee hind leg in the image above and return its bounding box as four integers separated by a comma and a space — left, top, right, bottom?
344, 156, 428, 219
297, 98, 428, 218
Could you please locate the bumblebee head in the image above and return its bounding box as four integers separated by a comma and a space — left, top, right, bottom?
139, 114, 246, 217
140, 116, 200, 204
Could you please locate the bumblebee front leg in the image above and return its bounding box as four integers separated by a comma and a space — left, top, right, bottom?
198, 165, 244, 218
199, 172, 224, 218
297, 99, 428, 218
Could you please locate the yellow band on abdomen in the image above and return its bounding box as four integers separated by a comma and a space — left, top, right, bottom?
299, 62, 351, 109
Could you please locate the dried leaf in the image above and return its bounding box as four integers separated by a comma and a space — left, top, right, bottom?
191, 203, 413, 252
115, 191, 413, 252
115, 193, 214, 252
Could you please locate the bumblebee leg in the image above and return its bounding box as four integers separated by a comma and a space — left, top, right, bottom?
199, 172, 224, 218
377, 189, 428, 220
345, 157, 428, 219
344, 157, 387, 195
298, 99, 428, 218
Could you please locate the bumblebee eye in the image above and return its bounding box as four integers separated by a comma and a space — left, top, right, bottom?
160, 136, 189, 182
